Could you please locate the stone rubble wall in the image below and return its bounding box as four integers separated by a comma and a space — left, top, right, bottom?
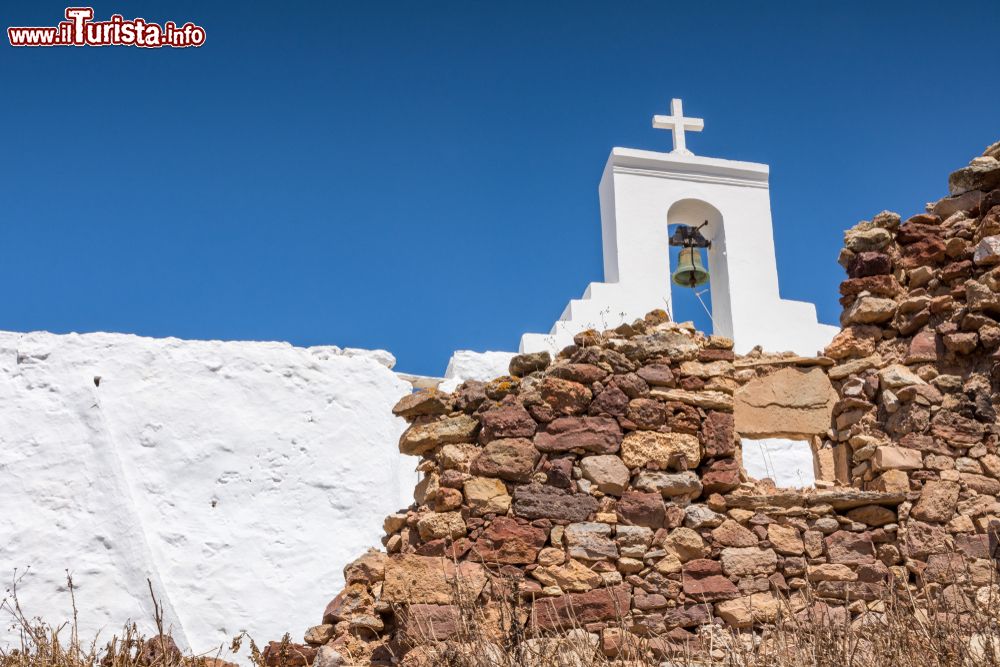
298, 141, 1000, 665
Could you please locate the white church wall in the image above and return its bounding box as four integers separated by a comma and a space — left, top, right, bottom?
741, 437, 817, 489
0, 330, 412, 656
440, 349, 516, 392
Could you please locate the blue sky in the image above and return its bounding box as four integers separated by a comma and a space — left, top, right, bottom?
2, 1, 998, 376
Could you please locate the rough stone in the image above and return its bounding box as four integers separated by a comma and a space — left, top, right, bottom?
625, 398, 666, 429
620, 430, 701, 469
531, 558, 602, 593
392, 389, 451, 419
701, 458, 741, 494
470, 438, 540, 482
714, 594, 781, 628
534, 416, 622, 454
634, 331, 700, 360
734, 367, 837, 438
398, 604, 462, 643
911, 480, 960, 523
530, 584, 632, 631
632, 470, 702, 498
382, 555, 487, 605
665, 527, 708, 562
720, 547, 778, 577
843, 296, 897, 325
711, 519, 759, 548
845, 505, 896, 527
684, 504, 725, 529
344, 549, 387, 586
617, 491, 665, 529
539, 377, 593, 416
905, 520, 950, 560
825, 326, 880, 360
879, 364, 926, 389
949, 159, 1000, 195
807, 564, 857, 582
508, 351, 551, 377
579, 455, 630, 495
471, 516, 547, 564
400, 415, 479, 456
512, 484, 598, 522
767, 524, 804, 555
479, 406, 536, 442
824, 531, 875, 565
873, 446, 923, 471
702, 411, 736, 458
565, 522, 618, 561
463, 477, 511, 516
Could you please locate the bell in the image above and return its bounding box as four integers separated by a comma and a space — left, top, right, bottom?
672, 247, 709, 288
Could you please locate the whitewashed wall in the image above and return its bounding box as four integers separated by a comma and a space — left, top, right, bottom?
0, 331, 414, 656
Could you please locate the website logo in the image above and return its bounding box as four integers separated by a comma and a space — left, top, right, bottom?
8, 7, 206, 48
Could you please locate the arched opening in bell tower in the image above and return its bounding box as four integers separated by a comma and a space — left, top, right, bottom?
666, 198, 733, 339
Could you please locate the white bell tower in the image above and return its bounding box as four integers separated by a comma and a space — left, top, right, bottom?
519, 99, 838, 356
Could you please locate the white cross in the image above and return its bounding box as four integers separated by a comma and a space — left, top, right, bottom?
652, 98, 704, 156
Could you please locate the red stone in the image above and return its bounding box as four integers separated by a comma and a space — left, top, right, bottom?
839, 275, 903, 300
907, 328, 939, 363
702, 412, 736, 458
900, 238, 946, 269
470, 516, 547, 564
470, 438, 540, 482
700, 458, 740, 494
905, 213, 942, 225
905, 520, 950, 560
637, 364, 675, 387
682, 574, 739, 602
698, 348, 735, 362
824, 531, 875, 565
262, 643, 317, 667
941, 260, 974, 282
848, 252, 893, 278
897, 222, 942, 245
609, 373, 650, 399
625, 398, 666, 429
956, 534, 990, 559
534, 416, 622, 454
547, 363, 609, 384
589, 385, 629, 417
662, 604, 713, 628
930, 411, 985, 445
664, 402, 701, 434
530, 584, 632, 631
616, 491, 665, 529
539, 376, 592, 416
682, 559, 722, 577
479, 406, 536, 442
414, 537, 472, 559
399, 604, 461, 643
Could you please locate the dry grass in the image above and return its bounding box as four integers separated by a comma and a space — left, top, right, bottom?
399, 572, 1000, 667
0, 574, 254, 667
2, 573, 1000, 667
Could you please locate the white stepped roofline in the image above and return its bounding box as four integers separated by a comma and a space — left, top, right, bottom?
606, 147, 770, 186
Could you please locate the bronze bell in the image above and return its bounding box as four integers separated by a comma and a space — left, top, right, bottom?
672, 247, 709, 288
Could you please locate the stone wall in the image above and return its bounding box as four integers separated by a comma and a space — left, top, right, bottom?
298, 141, 1000, 665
